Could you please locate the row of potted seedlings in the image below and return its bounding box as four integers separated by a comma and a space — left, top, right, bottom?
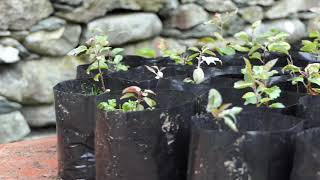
54, 21, 320, 180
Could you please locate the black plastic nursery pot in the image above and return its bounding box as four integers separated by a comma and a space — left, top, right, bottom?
53, 78, 136, 180
187, 110, 303, 180
291, 127, 320, 180
76, 55, 171, 79
95, 90, 197, 180
216, 52, 296, 67
297, 52, 320, 64
109, 65, 188, 84
298, 95, 320, 129
197, 85, 302, 115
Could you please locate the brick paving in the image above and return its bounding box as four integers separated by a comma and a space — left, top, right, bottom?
0, 137, 57, 180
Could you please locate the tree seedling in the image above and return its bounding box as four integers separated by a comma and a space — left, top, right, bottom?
135, 48, 157, 58
97, 86, 157, 112
300, 31, 320, 56
233, 21, 291, 64
184, 46, 222, 84
158, 39, 193, 65
145, 65, 166, 79
68, 35, 128, 93
282, 63, 320, 95
206, 88, 243, 132
234, 58, 285, 108
201, 10, 238, 56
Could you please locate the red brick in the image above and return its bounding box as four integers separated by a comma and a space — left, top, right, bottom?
0, 137, 57, 180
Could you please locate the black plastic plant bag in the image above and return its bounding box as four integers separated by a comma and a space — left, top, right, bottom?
213, 52, 296, 67
291, 127, 320, 180
187, 110, 303, 180
297, 52, 320, 63
53, 78, 136, 180
76, 55, 171, 79
109, 65, 188, 83
197, 86, 301, 115
95, 90, 197, 180
298, 95, 320, 129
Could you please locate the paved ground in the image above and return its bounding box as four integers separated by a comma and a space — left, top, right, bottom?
0, 137, 57, 180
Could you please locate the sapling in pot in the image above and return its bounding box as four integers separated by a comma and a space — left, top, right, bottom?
184, 46, 222, 84
234, 58, 285, 108
206, 88, 242, 132
299, 30, 320, 62
233, 20, 292, 65
97, 86, 156, 112
201, 10, 238, 57
70, 34, 129, 81
95, 89, 197, 180
188, 103, 303, 180
282, 63, 320, 95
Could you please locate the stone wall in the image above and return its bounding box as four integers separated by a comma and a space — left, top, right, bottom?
0, 0, 319, 143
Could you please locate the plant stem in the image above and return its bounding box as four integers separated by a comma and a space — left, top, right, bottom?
98, 60, 107, 92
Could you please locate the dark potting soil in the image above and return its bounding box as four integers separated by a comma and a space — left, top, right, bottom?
53, 78, 137, 180
291, 127, 320, 180
187, 111, 303, 180
95, 90, 197, 180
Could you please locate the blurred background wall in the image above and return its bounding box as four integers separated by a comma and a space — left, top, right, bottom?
0, 0, 319, 143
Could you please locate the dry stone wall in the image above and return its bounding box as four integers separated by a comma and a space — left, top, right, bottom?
0, 0, 319, 143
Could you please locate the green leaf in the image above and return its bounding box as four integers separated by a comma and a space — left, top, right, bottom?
290, 76, 304, 85
120, 92, 136, 100
234, 31, 250, 42
234, 80, 253, 89
137, 104, 145, 111
112, 48, 124, 55
193, 68, 205, 84
113, 55, 123, 63
122, 100, 138, 112
250, 52, 262, 61
68, 45, 87, 56
230, 44, 250, 52
95, 35, 109, 46
93, 73, 101, 81
248, 45, 261, 55
264, 59, 278, 72
309, 31, 320, 38
223, 116, 239, 132
282, 64, 301, 73
143, 97, 157, 108
263, 86, 281, 100
188, 47, 200, 52
204, 49, 216, 56
300, 40, 318, 53
115, 63, 129, 72
187, 53, 200, 61
86, 59, 109, 74
242, 92, 257, 105
217, 46, 236, 56
206, 89, 223, 112
308, 75, 320, 86
305, 63, 320, 74
135, 48, 157, 58
268, 41, 291, 54
97, 99, 117, 111
183, 78, 194, 83
243, 58, 254, 82
199, 37, 216, 43
269, 102, 285, 109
